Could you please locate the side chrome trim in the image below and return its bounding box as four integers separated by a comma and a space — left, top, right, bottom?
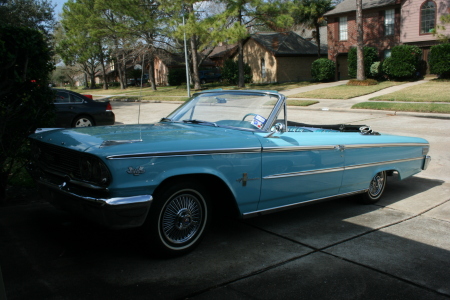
107, 147, 262, 160
344, 143, 429, 149
263, 143, 429, 153
344, 156, 424, 170
264, 167, 344, 179
263, 145, 335, 152
243, 189, 367, 218
263, 156, 424, 180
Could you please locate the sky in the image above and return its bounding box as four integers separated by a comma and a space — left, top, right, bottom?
52, 0, 67, 18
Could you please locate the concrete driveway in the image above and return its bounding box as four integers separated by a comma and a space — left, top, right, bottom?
0, 101, 449, 300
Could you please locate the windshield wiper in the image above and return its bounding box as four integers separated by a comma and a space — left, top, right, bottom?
183, 119, 217, 127
160, 117, 172, 122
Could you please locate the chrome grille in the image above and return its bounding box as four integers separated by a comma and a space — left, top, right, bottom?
32, 140, 83, 179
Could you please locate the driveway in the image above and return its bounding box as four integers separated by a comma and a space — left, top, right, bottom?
0, 101, 449, 299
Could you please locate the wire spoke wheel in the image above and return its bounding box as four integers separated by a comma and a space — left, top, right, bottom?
161, 193, 203, 244
361, 171, 387, 204
146, 182, 210, 257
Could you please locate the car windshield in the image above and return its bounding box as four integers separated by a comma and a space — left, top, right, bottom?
165, 91, 283, 131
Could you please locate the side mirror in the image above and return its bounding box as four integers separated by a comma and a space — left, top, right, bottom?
265, 122, 284, 138
272, 122, 284, 133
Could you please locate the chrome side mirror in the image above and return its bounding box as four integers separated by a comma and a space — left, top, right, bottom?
265, 122, 284, 138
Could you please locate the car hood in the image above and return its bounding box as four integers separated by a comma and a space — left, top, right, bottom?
29, 123, 262, 157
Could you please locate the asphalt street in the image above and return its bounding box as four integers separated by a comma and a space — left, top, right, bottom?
0, 88, 449, 300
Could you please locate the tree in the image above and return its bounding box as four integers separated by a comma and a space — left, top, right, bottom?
58, 0, 104, 89
433, 14, 450, 43
217, 0, 294, 87
293, 0, 333, 57
355, 0, 365, 80
0, 0, 55, 35
0, 26, 55, 202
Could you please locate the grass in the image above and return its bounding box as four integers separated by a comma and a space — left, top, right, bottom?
369, 80, 450, 102
108, 96, 189, 102
64, 81, 317, 97
286, 100, 319, 106
289, 81, 403, 99
352, 102, 450, 114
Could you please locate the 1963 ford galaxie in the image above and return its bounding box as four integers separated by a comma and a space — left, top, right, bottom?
27, 90, 431, 256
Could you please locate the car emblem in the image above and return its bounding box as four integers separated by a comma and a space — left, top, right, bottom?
127, 166, 145, 176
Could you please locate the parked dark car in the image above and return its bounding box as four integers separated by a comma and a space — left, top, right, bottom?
199, 70, 222, 84
53, 89, 115, 127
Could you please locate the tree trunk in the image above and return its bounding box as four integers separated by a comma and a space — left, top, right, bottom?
190, 35, 201, 90
116, 54, 125, 89
238, 39, 245, 87
315, 23, 321, 58
148, 52, 157, 91
237, 9, 245, 88
84, 72, 88, 88
356, 0, 365, 80
99, 45, 108, 90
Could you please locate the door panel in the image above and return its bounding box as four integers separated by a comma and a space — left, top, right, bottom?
256, 133, 344, 210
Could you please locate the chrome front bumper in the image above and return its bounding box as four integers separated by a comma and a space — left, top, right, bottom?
36, 178, 153, 229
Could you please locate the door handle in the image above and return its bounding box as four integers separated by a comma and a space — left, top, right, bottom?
334, 145, 345, 152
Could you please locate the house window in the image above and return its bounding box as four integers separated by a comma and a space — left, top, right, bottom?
420, 1, 436, 34
385, 9, 395, 36
339, 16, 348, 40
384, 49, 392, 58
261, 58, 266, 78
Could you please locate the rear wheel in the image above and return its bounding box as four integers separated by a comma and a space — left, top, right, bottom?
360, 171, 387, 204
73, 115, 94, 127
144, 181, 210, 257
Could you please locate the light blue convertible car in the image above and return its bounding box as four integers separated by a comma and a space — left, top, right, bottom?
28, 90, 431, 256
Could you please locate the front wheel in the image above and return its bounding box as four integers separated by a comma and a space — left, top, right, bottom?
144, 181, 210, 257
360, 171, 387, 204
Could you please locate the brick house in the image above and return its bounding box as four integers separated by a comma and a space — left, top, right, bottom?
325, 0, 450, 80
324, 0, 402, 80
235, 31, 327, 83
401, 0, 450, 61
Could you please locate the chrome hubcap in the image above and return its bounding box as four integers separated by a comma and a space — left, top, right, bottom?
369, 173, 384, 197
161, 193, 203, 244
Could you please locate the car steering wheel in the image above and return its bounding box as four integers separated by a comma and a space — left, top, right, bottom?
242, 113, 257, 121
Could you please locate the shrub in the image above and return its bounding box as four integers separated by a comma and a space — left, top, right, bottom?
429, 43, 450, 78
311, 58, 335, 82
370, 61, 382, 79
168, 68, 186, 86
382, 45, 422, 80
221, 60, 252, 84
0, 25, 55, 201
348, 47, 379, 78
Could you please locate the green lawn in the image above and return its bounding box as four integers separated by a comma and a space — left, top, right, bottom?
289, 81, 402, 99
369, 80, 450, 102
286, 100, 319, 106
65, 81, 317, 97
108, 96, 189, 102
352, 102, 450, 114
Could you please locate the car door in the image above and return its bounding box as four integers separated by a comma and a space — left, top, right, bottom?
255, 132, 345, 211
54, 90, 73, 127
54, 91, 88, 127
